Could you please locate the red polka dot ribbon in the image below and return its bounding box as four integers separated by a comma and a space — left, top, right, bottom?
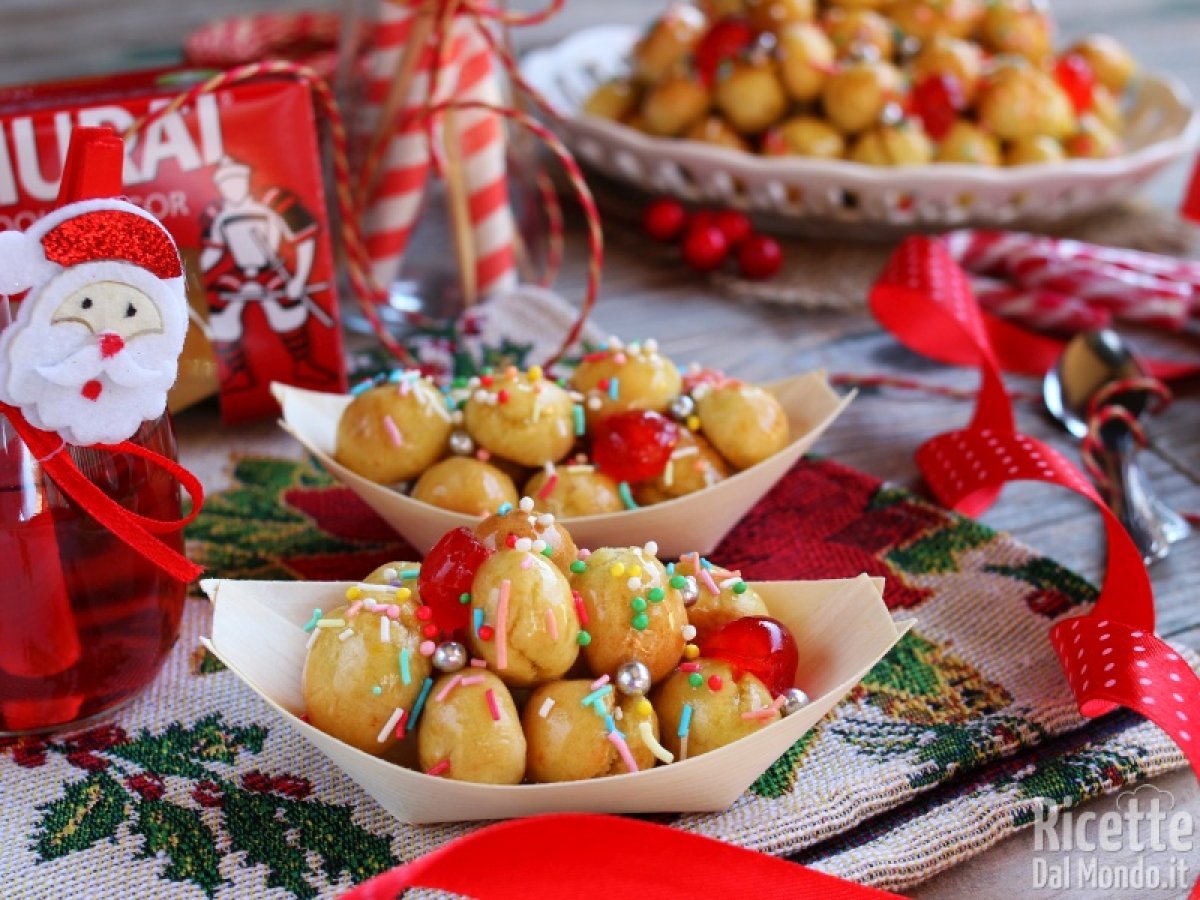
869, 235, 1200, 782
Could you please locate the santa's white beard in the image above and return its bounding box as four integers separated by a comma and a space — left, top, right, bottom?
4, 322, 178, 446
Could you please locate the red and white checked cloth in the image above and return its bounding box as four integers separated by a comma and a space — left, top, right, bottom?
358, 3, 517, 298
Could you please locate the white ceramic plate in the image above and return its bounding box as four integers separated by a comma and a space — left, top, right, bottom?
201, 573, 911, 823
272, 371, 853, 558
520, 25, 1200, 238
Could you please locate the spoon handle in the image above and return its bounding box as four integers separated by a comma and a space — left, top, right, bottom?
1107, 429, 1172, 565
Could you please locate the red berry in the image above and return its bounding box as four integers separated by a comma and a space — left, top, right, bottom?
418, 527, 493, 634
713, 210, 753, 247
700, 616, 799, 696
682, 224, 730, 272
689, 210, 720, 232
592, 410, 680, 483
1055, 53, 1096, 114
642, 198, 688, 242
910, 74, 965, 141
737, 234, 783, 280
695, 18, 756, 86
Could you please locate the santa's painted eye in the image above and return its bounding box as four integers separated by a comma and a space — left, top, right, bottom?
81, 297, 93, 310
125, 303, 137, 318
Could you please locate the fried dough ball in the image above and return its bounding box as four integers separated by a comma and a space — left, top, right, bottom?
463, 368, 575, 467
745, 0, 816, 33
525, 467, 625, 519
763, 115, 846, 159
912, 36, 984, 102
821, 60, 903, 135
466, 549, 580, 687
675, 560, 769, 643
584, 79, 641, 121
715, 59, 789, 135
685, 115, 753, 152
361, 561, 420, 586
572, 340, 682, 429
700, 0, 747, 16
641, 74, 711, 137
823, 8, 895, 60
633, 3, 708, 85
695, 382, 789, 470
570, 546, 688, 684
417, 670, 525, 784
889, 0, 983, 41
977, 67, 1076, 141
411, 457, 518, 516
849, 121, 935, 165
303, 601, 430, 755
1004, 134, 1066, 165
653, 660, 780, 758
935, 120, 1002, 165
980, 0, 1054, 64
335, 380, 452, 484
1065, 115, 1123, 159
634, 429, 730, 506
475, 502, 579, 576
523, 680, 656, 781
1070, 35, 1137, 94
777, 23, 836, 103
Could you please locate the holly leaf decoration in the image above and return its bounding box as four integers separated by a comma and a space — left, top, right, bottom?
282, 796, 398, 886
111, 714, 267, 777
34, 771, 126, 860
225, 789, 316, 899
134, 798, 224, 896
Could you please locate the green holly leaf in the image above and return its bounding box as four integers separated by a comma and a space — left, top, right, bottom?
282, 797, 398, 886
750, 726, 822, 799
885, 517, 995, 574
33, 772, 127, 860
225, 788, 316, 898
134, 799, 224, 896
111, 714, 267, 777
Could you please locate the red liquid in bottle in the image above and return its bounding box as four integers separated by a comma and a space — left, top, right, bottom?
0, 416, 186, 734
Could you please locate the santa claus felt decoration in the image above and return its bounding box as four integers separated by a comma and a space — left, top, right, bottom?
0, 198, 189, 446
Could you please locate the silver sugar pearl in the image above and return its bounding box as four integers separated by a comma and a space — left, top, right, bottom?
615, 660, 652, 696
781, 687, 810, 717
448, 430, 475, 456
679, 575, 700, 608
880, 101, 906, 127
432, 641, 467, 673
668, 394, 696, 422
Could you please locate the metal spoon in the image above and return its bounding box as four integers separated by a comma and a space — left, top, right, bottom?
1043, 329, 1190, 564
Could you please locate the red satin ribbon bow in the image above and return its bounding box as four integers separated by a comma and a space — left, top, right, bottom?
1, 403, 203, 583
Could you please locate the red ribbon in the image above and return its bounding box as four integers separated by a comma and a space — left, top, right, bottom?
0, 403, 203, 583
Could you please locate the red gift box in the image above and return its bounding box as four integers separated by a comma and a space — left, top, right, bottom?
0, 67, 347, 423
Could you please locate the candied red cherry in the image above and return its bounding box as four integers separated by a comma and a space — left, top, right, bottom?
910, 74, 965, 141
713, 209, 753, 248
699, 615, 799, 696
418, 527, 493, 634
592, 410, 680, 483
642, 198, 688, 243
695, 18, 756, 87
682, 224, 730, 272
737, 234, 783, 280
1054, 53, 1097, 114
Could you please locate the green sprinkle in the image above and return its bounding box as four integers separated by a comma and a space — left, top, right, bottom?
399, 568, 420, 580
570, 560, 587, 574
302, 608, 323, 633
688, 673, 703, 688
631, 597, 647, 612
648, 587, 665, 602
577, 630, 592, 646
459, 592, 471, 605
632, 612, 650, 631
670, 575, 687, 589
618, 482, 638, 509
732, 581, 748, 595
573, 404, 586, 436
541, 546, 555, 558
371, 685, 383, 696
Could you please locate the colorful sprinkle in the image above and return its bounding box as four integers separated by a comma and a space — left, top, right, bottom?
741, 708, 779, 721
680, 661, 701, 672
485, 689, 502, 721
379, 616, 390, 643
608, 378, 619, 401
581, 684, 613, 707
573, 404, 585, 435
435, 674, 463, 702
346, 601, 362, 619
648, 587, 665, 603
460, 675, 485, 686
681, 624, 697, 641
478, 624, 495, 641
631, 596, 647, 612
470, 658, 487, 668
377, 707, 404, 743
577, 629, 592, 646
399, 568, 420, 580
631, 612, 650, 631
371, 684, 382, 696
604, 714, 617, 733
459, 592, 471, 605
636, 698, 653, 717
590, 674, 611, 690
698, 568, 721, 596
538, 697, 556, 718
316, 618, 346, 629
639, 721, 674, 764
670, 575, 686, 589
686, 415, 701, 431
382, 415, 404, 447
419, 640, 436, 656
570, 560, 587, 574
733, 581, 748, 594
302, 608, 323, 633
683, 643, 700, 659
495, 580, 511, 670
410, 677, 434, 724
393, 709, 409, 739
708, 675, 723, 691
497, 502, 513, 515
618, 482, 638, 509
537, 474, 559, 499
346, 586, 363, 601
338, 628, 355, 642
573, 591, 589, 625
426, 759, 451, 777
610, 563, 625, 577
688, 673, 703, 688
473, 607, 484, 637
678, 702, 694, 738
400, 648, 412, 685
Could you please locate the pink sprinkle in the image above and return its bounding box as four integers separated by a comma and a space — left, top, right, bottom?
460, 675, 485, 686
699, 568, 720, 597
495, 580, 511, 671
476, 448, 491, 461
346, 602, 362, 619
386, 605, 400, 619
394, 709, 409, 738
607, 731, 639, 773
485, 688, 501, 721
470, 658, 488, 668
426, 759, 451, 777
680, 662, 701, 673
546, 607, 560, 640
398, 378, 411, 396
520, 556, 533, 570
419, 640, 436, 657
613, 352, 628, 365
741, 708, 778, 721
590, 674, 610, 690
435, 674, 462, 702
382, 415, 403, 447
573, 590, 589, 626
770, 695, 787, 710
537, 474, 559, 499
578, 549, 591, 559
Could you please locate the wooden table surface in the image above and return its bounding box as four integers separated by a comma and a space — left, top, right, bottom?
5, 0, 1200, 896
